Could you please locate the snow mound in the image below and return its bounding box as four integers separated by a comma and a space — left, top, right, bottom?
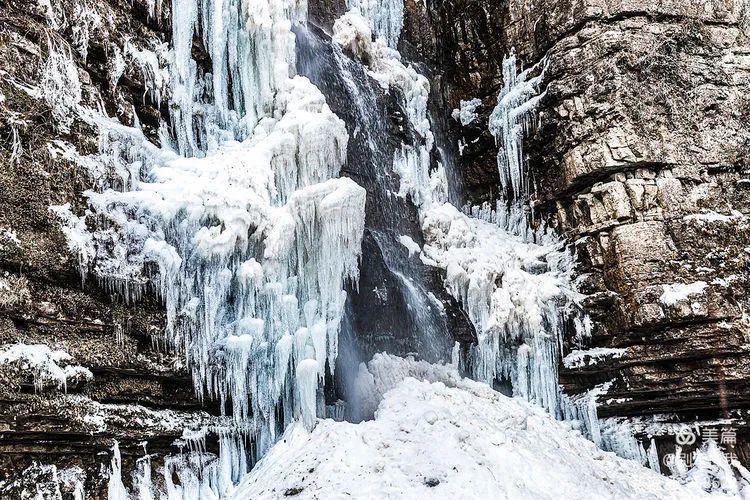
234, 375, 713, 499
351, 352, 462, 419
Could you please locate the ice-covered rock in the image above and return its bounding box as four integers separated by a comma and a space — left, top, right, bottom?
0, 343, 93, 392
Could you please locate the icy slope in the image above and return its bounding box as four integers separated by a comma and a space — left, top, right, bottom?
233, 362, 714, 500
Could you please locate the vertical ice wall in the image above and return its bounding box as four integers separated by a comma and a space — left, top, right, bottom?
169, 0, 304, 156
48, 0, 367, 495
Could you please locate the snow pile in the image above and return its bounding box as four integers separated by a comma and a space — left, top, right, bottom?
234, 368, 715, 499
451, 97, 482, 126
351, 352, 462, 418
0, 343, 93, 392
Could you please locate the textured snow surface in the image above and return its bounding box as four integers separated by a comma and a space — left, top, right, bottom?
234, 363, 714, 499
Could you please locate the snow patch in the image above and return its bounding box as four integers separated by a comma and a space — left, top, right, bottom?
660, 281, 708, 307
0, 343, 92, 392
399, 234, 421, 257
564, 347, 628, 369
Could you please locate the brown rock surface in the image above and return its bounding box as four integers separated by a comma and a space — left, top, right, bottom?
410, 0, 750, 464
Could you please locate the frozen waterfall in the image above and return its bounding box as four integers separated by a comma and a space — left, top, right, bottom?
51, 0, 369, 495
42, 0, 666, 496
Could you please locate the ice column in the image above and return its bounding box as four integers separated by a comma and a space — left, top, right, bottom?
488, 52, 546, 204
346, 0, 404, 48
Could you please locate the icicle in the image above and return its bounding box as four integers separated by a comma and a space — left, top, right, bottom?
41, 37, 82, 134
488, 51, 546, 205
107, 441, 130, 500
647, 439, 661, 472
296, 359, 320, 430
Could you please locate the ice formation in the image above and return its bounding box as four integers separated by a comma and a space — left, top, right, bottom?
332, 9, 444, 210
398, 234, 421, 257
346, 0, 404, 48
3, 462, 87, 500
41, 39, 82, 134
233, 357, 715, 499
0, 343, 93, 392
451, 97, 482, 126
35, 0, 739, 495
42, 0, 369, 493
488, 52, 546, 204
421, 202, 581, 415
334, 7, 588, 425
350, 352, 462, 418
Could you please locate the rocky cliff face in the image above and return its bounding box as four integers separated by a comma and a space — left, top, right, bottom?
1, 0, 749, 495
423, 0, 750, 466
